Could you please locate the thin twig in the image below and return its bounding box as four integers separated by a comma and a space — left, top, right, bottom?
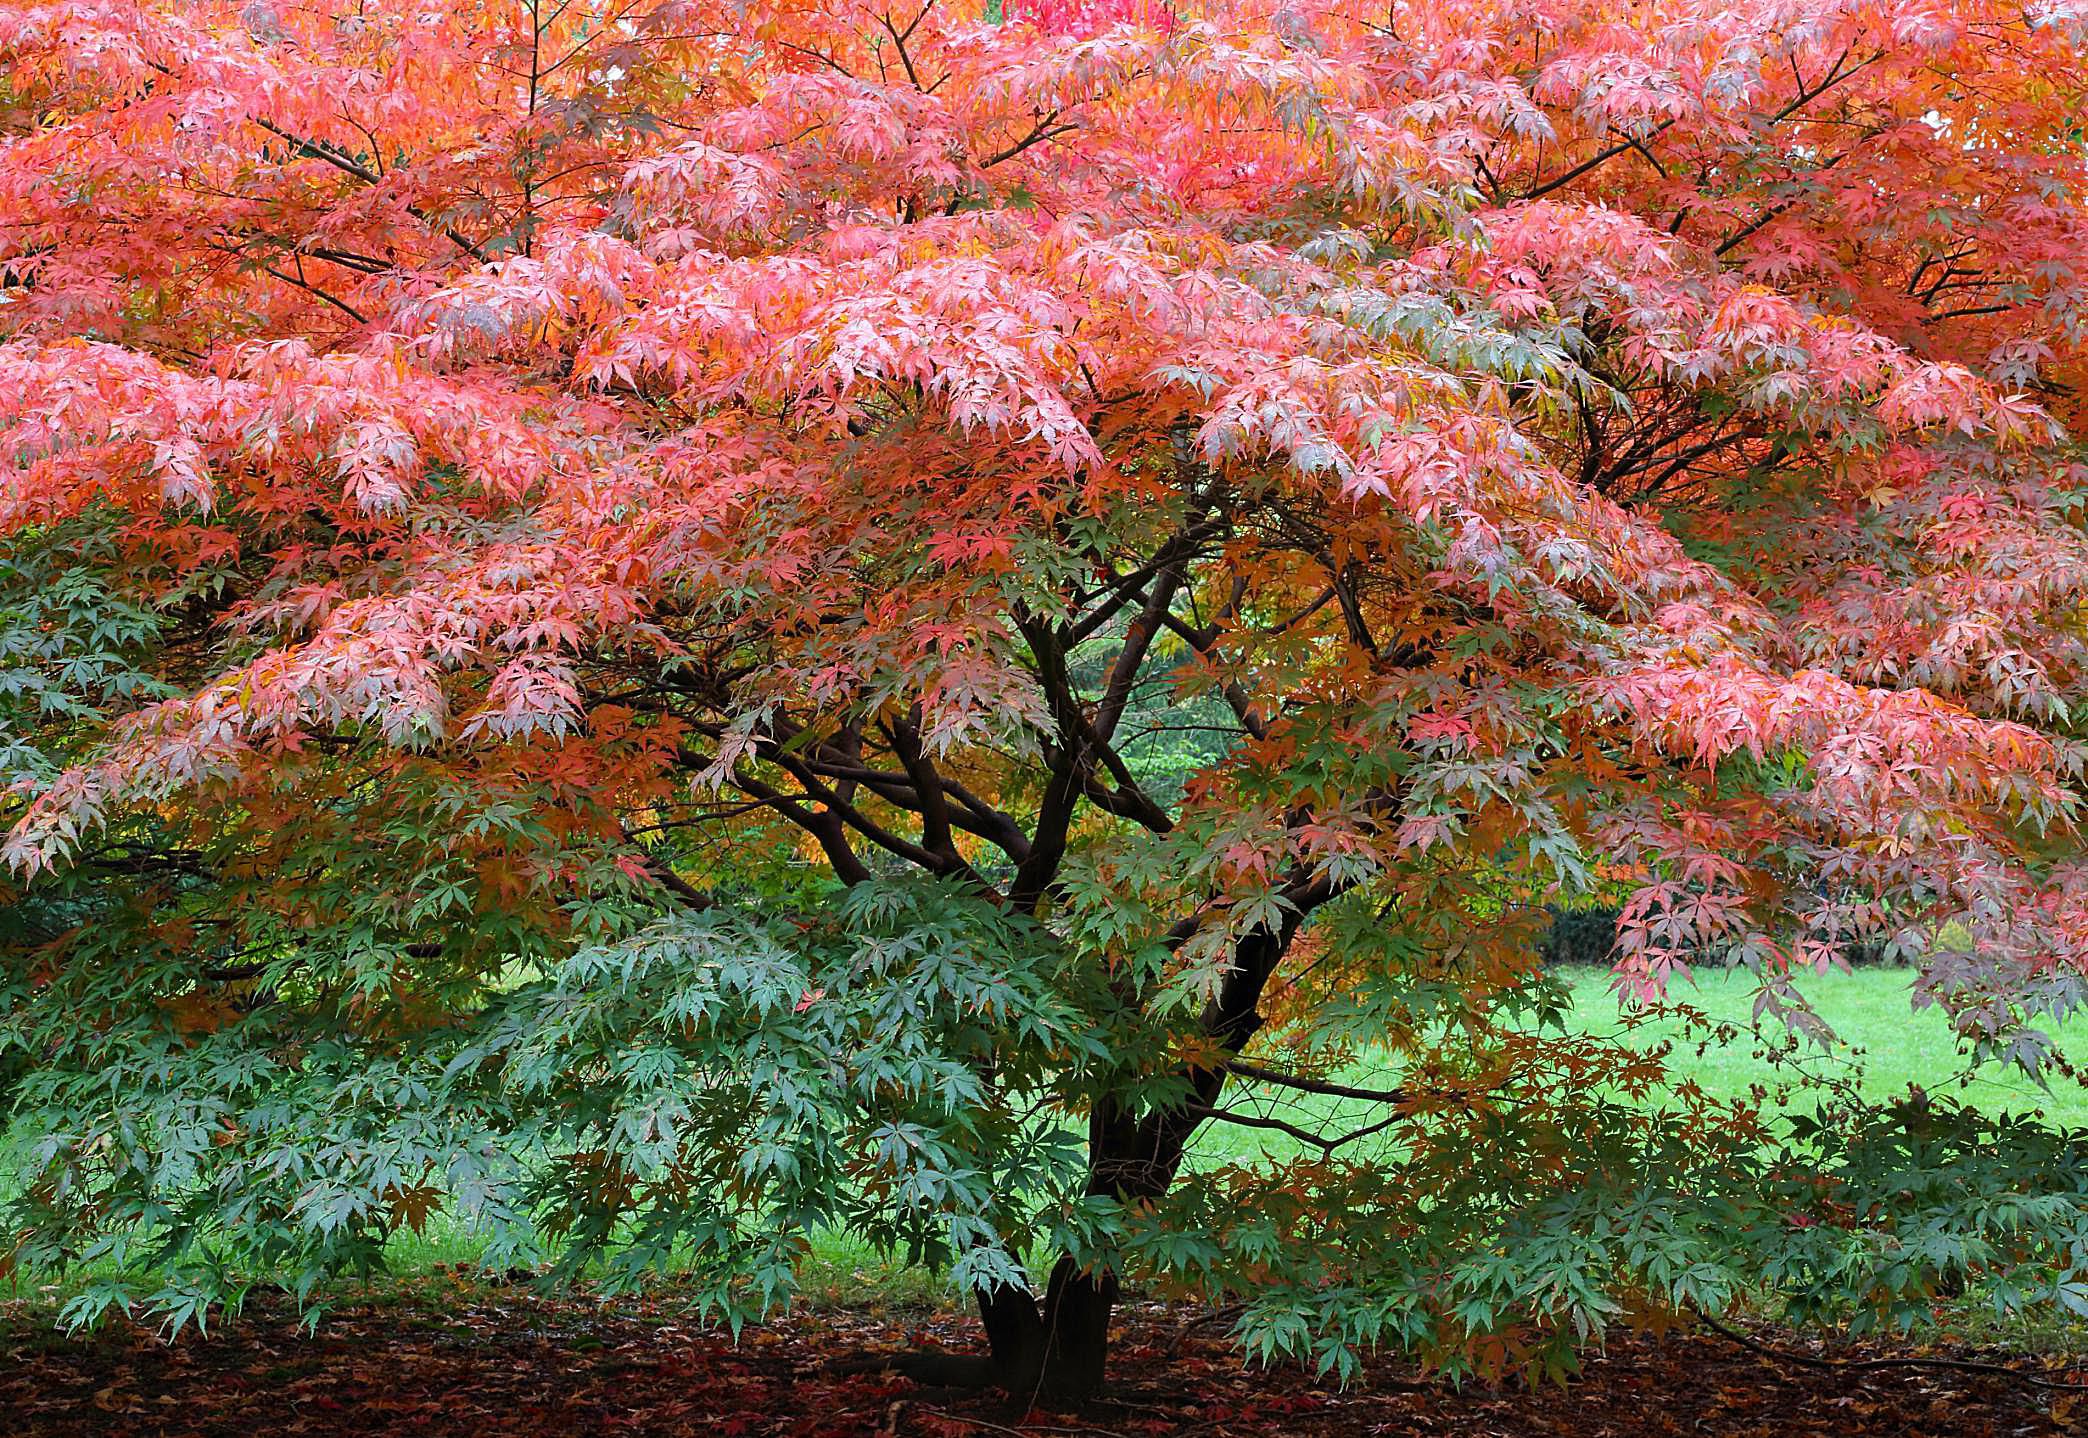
1162, 1301, 1245, 1353
1689, 1304, 2088, 1392
1222, 1058, 1407, 1106
917, 1411, 1126, 1438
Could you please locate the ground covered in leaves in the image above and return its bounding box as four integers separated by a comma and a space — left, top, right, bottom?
1, 1283, 2081, 1437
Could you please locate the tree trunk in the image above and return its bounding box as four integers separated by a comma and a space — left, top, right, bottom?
1035, 1255, 1119, 1399
961, 1262, 1117, 1400
923, 886, 1338, 1399
1056, 890, 1333, 1388
975, 1280, 1046, 1387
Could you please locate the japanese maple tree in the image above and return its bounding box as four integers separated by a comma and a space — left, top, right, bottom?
3, 0, 2088, 1397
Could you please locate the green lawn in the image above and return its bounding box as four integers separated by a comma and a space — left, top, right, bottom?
1568, 963, 2088, 1128
4, 965, 2084, 1309
1183, 965, 2088, 1171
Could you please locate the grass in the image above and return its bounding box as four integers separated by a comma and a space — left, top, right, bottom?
4, 965, 2085, 1319
1571, 964, 2088, 1128
1181, 964, 2088, 1171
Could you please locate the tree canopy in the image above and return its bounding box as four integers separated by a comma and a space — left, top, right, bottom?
2, 0, 2086, 1397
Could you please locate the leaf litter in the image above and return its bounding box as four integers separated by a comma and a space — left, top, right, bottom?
0, 1285, 2078, 1436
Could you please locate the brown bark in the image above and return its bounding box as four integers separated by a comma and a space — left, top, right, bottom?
951, 883, 1335, 1398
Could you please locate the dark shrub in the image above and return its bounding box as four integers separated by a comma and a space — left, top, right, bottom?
1536, 905, 1622, 968
1534, 904, 1905, 968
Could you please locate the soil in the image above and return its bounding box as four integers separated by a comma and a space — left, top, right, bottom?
0, 1286, 2080, 1436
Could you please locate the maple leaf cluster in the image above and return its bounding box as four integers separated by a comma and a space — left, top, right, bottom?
1, 0, 2086, 1392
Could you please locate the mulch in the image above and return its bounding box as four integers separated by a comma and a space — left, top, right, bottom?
1, 1285, 2080, 1437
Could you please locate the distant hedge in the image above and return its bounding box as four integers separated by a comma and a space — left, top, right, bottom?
1536, 905, 1628, 968
1536, 905, 1904, 968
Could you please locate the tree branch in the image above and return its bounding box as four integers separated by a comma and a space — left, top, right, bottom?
976, 113, 1077, 171
1689, 1304, 2088, 1392
1523, 120, 1678, 202
1222, 1057, 1408, 1106
885, 707, 963, 869
248, 115, 489, 262
728, 766, 873, 884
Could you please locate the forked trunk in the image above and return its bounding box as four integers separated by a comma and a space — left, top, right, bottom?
973, 1261, 1119, 1400
1036, 1257, 1119, 1399
949, 900, 1333, 1396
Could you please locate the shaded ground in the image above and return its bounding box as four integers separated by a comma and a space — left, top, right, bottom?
1, 1286, 2080, 1437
